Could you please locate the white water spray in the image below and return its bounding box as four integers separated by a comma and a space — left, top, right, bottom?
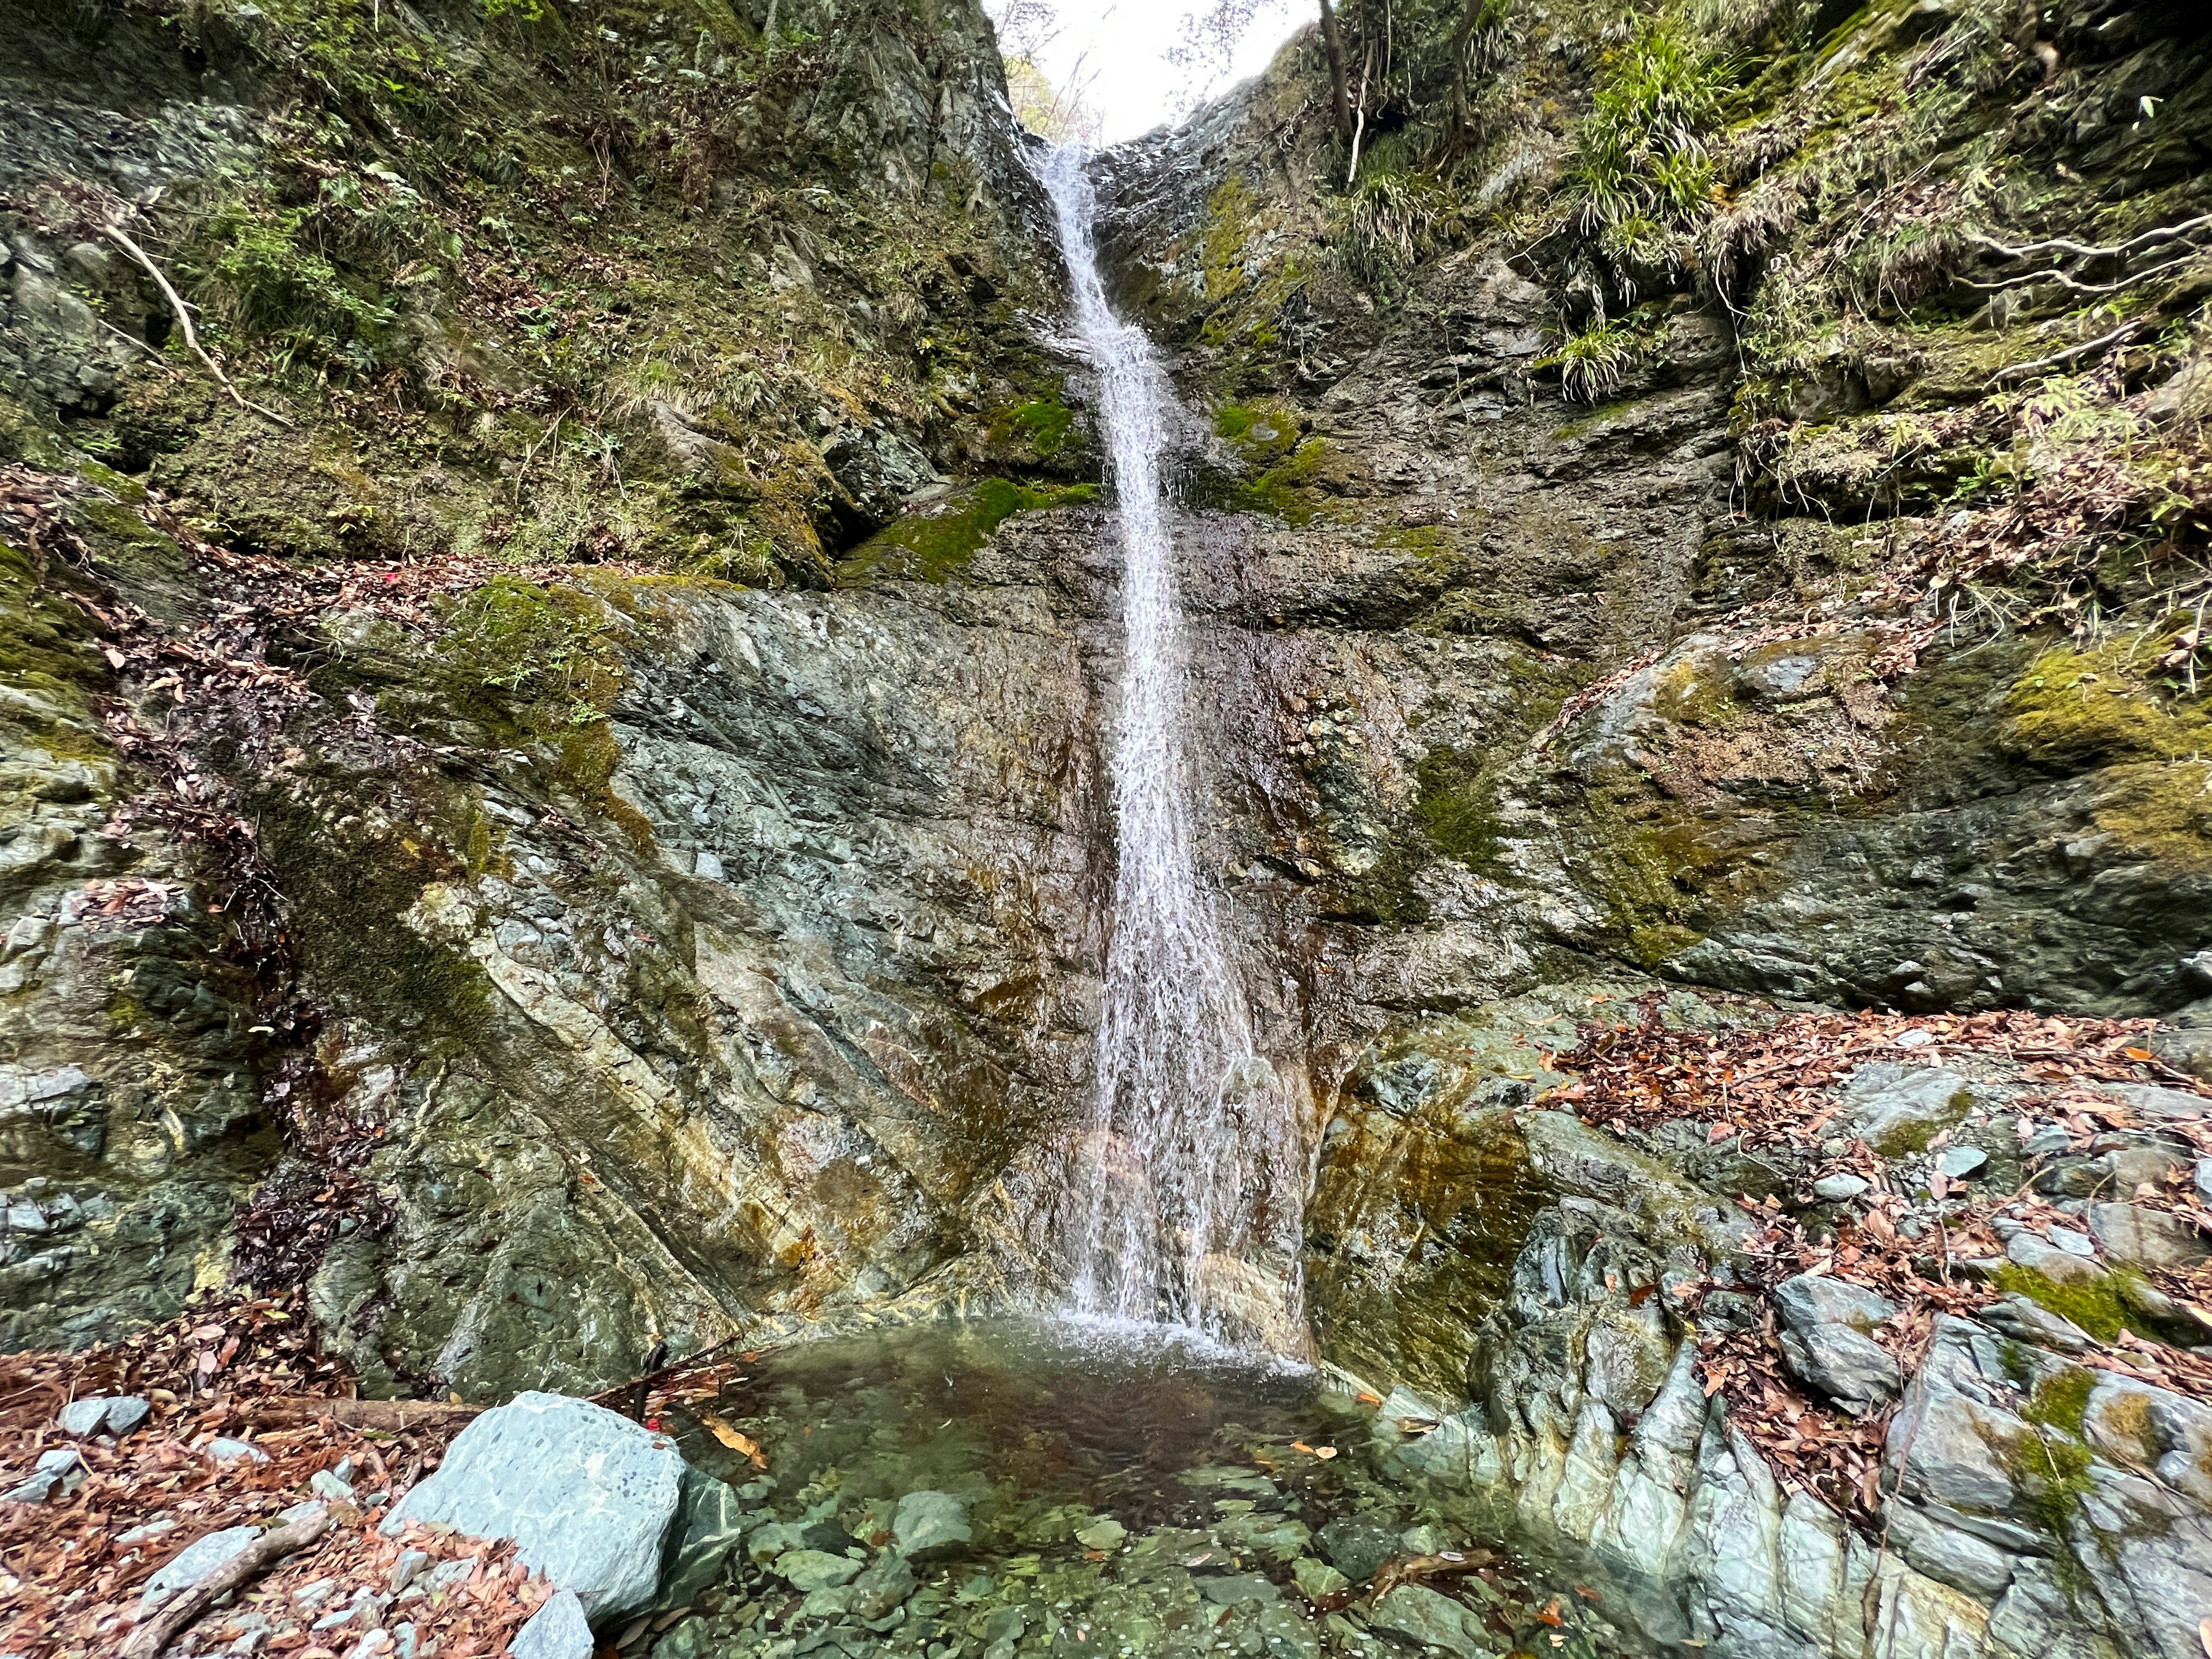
1038, 146, 1305, 1353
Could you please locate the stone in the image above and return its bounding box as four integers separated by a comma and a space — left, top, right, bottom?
2103, 1082, 2211, 1123
389, 1550, 431, 1596
511, 1589, 594, 1659
105, 1396, 151, 1436
2007, 1230, 2108, 1287
1291, 1556, 1350, 1601
207, 1437, 270, 1464
312, 1469, 357, 1502
1835, 1064, 1977, 1154
5, 1446, 86, 1504
56, 1397, 110, 1435
774, 1550, 862, 1592
1937, 1145, 1987, 1179
1813, 1173, 1869, 1201
891, 1490, 970, 1557
1315, 1516, 1400, 1584
2088, 1202, 2209, 1270
1780, 1322, 1902, 1414
1772, 1273, 1899, 1335
846, 1548, 917, 1619
982, 1607, 1026, 1643
1369, 1584, 1482, 1658
1197, 1573, 1279, 1606
380, 1391, 684, 1623
1979, 1294, 2094, 1354
1074, 1516, 1126, 1550
657, 1465, 746, 1608
1888, 1502, 2014, 1601
142, 1525, 260, 1609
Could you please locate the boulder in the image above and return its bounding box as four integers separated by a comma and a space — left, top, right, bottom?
511, 1589, 593, 1659
1772, 1273, 1898, 1336
891, 1490, 971, 1558
1835, 1064, 1976, 1154
380, 1391, 684, 1623
657, 1465, 747, 1609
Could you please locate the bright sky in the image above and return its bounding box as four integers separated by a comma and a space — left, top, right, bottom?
1016, 0, 1310, 143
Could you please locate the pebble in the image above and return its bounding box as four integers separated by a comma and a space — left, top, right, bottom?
207, 1437, 271, 1464
1813, 1173, 1870, 1201
389, 1549, 432, 1596
2049, 1226, 2098, 1257
1937, 1146, 1987, 1179
312, 1468, 358, 1502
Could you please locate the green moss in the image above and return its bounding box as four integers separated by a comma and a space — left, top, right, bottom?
427, 577, 626, 735
836, 478, 1095, 584
1415, 746, 1505, 873
1998, 1421, 2097, 1543
0, 540, 115, 768
2002, 638, 2212, 768
2023, 1365, 2097, 1438
1214, 402, 1300, 464
1234, 438, 1343, 525
1003, 398, 1073, 457
1993, 1263, 2129, 1343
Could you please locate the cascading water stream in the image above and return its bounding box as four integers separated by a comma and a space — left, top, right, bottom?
1037, 146, 1305, 1355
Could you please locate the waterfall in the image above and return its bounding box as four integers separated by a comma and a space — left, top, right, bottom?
1037, 146, 1306, 1354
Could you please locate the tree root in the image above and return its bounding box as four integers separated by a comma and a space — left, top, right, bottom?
120, 1504, 332, 1659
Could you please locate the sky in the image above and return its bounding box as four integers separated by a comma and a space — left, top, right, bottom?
1005, 0, 1310, 144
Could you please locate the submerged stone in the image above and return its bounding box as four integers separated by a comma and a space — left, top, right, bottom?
893, 1491, 972, 1557
776, 1550, 864, 1592
1315, 1516, 1400, 1584
1369, 1584, 1486, 1658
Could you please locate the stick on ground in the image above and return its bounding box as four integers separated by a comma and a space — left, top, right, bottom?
101, 219, 294, 429
120, 1505, 333, 1659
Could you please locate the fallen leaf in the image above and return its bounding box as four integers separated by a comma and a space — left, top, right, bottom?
696, 1410, 768, 1469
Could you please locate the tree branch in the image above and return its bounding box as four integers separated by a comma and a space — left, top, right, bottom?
102, 220, 294, 429
121, 1506, 332, 1659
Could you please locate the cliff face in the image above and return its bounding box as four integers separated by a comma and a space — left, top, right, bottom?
7, 1, 2212, 1652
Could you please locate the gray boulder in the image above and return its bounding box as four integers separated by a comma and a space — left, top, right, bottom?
1315, 1515, 1400, 1584
381, 1391, 684, 1623
512, 1589, 593, 1659
892, 1490, 971, 1558
1835, 1063, 1976, 1154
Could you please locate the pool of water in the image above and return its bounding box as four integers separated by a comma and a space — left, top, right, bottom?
651, 1318, 1622, 1659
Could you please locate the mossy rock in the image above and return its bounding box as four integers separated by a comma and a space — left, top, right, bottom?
836, 478, 1095, 585
2001, 637, 2212, 769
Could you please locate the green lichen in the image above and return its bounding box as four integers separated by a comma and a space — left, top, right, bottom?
428, 577, 626, 734
0, 540, 114, 767
837, 478, 1096, 584
1999, 1421, 2097, 1544
2003, 638, 2212, 768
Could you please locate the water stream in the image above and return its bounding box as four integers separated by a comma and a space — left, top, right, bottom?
1037, 146, 1305, 1353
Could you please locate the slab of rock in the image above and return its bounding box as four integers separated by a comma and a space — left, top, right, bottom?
1836, 1063, 1978, 1154
657, 1466, 746, 1609
1979, 1294, 2093, 1354
381, 1391, 684, 1623
847, 1548, 917, 1619
1370, 1584, 1483, 1658
56, 1394, 151, 1437
4, 1447, 85, 1504
1938, 1146, 1987, 1180
2089, 1202, 2209, 1270
1292, 1556, 1350, 1601
512, 1588, 593, 1659
892, 1490, 971, 1558
1197, 1572, 1279, 1606
141, 1525, 260, 1609
1773, 1273, 1898, 1336
1779, 1321, 1902, 1415
207, 1436, 269, 1464
1813, 1173, 1869, 1201
1316, 1515, 1400, 1584
2103, 1082, 2210, 1123
773, 1549, 862, 1592
2007, 1231, 2108, 1288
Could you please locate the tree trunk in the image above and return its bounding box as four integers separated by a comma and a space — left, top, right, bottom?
1316, 0, 1353, 141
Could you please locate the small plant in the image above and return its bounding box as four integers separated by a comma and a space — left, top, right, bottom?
1539, 308, 1667, 403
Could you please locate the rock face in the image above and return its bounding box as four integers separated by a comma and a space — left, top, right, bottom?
381, 1392, 685, 1623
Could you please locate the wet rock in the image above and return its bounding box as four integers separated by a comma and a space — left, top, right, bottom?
1369, 1584, 1484, 1658
775, 1550, 863, 1592
1073, 1517, 1125, 1551
1291, 1556, 1349, 1601
658, 1466, 747, 1608
892, 1490, 971, 1558
512, 1589, 594, 1659
1197, 1572, 1279, 1606
1835, 1064, 1977, 1154
1315, 1516, 1399, 1584
141, 1525, 260, 1608
847, 1548, 916, 1618
2087, 1202, 2209, 1270
381, 1392, 684, 1623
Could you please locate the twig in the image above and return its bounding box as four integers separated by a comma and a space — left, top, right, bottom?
121, 1506, 332, 1659
1986, 319, 2150, 387
101, 220, 294, 429
1961, 249, 2204, 300
1966, 213, 2212, 265
1346, 44, 1373, 188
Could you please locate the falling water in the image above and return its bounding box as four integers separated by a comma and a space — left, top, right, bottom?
1038, 146, 1305, 1354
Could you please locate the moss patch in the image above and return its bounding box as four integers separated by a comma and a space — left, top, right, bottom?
1994, 1263, 2130, 1343
1001, 397, 1073, 458
1415, 746, 1505, 873
2001, 637, 2212, 769
2023, 1365, 2097, 1438
836, 478, 1095, 584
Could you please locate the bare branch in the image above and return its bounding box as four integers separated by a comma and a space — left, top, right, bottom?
121, 1506, 332, 1659
103, 219, 294, 429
